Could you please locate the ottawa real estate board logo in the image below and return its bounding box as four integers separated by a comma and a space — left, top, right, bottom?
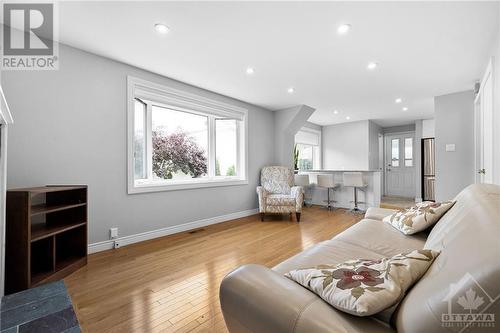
1, 2, 59, 70
442, 273, 498, 331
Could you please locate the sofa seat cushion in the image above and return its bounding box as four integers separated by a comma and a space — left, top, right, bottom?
333, 219, 427, 258
273, 239, 385, 275
266, 194, 295, 206
273, 219, 427, 275
365, 207, 398, 221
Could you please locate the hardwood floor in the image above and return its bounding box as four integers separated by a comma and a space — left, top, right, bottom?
64, 206, 362, 333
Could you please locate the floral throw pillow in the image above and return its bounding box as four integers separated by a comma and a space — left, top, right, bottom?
285, 249, 439, 316
383, 201, 455, 235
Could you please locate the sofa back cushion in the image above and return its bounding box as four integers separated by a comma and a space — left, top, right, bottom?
394, 184, 500, 332
261, 166, 294, 194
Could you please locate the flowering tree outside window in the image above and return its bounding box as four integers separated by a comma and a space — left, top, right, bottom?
152, 131, 207, 179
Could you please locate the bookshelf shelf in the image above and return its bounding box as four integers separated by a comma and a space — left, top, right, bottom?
5, 185, 88, 294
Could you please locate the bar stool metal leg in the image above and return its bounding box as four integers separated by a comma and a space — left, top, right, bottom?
349, 187, 365, 213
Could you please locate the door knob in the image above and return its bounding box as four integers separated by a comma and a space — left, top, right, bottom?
478, 169, 486, 174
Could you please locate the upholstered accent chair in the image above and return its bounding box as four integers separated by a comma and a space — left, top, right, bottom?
256, 166, 304, 222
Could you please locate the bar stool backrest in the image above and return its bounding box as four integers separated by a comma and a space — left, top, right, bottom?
343, 172, 364, 187
318, 174, 336, 188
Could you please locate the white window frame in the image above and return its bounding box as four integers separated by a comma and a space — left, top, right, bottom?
295, 127, 322, 170
127, 76, 248, 194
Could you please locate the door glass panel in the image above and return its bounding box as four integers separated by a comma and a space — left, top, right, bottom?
391, 139, 399, 167
404, 138, 413, 167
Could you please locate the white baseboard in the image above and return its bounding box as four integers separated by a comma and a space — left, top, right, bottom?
415, 197, 423, 203
88, 208, 259, 254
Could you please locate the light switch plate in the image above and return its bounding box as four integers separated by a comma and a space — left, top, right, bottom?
445, 144, 456, 152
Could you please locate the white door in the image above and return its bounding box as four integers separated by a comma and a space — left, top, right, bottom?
385, 133, 416, 197
475, 59, 494, 184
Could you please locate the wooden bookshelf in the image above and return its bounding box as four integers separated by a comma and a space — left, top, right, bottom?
5, 185, 88, 294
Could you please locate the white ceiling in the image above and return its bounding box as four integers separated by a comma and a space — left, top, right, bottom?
54, 2, 500, 126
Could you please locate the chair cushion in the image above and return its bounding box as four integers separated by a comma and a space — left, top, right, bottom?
261, 166, 294, 194
266, 194, 295, 206
285, 249, 439, 317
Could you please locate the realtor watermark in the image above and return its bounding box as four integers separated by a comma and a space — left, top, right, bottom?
442, 273, 498, 331
1, 2, 59, 70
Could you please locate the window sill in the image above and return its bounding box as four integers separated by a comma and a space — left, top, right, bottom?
128, 178, 249, 194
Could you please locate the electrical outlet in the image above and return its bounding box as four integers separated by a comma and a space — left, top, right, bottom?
113, 240, 121, 249
110, 228, 118, 239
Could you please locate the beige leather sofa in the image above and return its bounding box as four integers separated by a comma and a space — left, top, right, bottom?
220, 184, 500, 333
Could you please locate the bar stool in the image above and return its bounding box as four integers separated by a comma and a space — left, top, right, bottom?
294, 174, 311, 207
317, 174, 340, 210
343, 172, 367, 212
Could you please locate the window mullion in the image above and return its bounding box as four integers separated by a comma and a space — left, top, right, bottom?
146, 103, 153, 180
236, 120, 241, 177
208, 116, 216, 178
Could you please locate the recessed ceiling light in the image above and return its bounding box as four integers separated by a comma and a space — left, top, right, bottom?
333, 110, 339, 114
402, 107, 409, 111
287, 87, 295, 94
246, 67, 255, 75
346, 116, 351, 120
154, 23, 170, 34
337, 24, 351, 35
367, 62, 378, 70
395, 98, 402, 104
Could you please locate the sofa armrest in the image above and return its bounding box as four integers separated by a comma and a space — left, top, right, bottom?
220, 264, 318, 333
290, 186, 304, 212
365, 207, 399, 221
220, 264, 395, 333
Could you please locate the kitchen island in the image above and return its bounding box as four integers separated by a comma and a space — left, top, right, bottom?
298, 170, 382, 210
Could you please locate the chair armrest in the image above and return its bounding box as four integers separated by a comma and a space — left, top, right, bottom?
256, 186, 268, 212
220, 264, 395, 333
365, 207, 399, 221
291, 186, 304, 212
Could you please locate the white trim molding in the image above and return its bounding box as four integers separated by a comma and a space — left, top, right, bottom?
127, 76, 249, 194
0, 86, 13, 125
88, 208, 258, 254
0, 85, 13, 297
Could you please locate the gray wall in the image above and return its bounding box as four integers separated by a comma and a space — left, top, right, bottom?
273, 105, 315, 168
382, 124, 416, 134
303, 121, 322, 131
414, 120, 423, 200
322, 120, 370, 170
491, 6, 500, 185
2, 44, 275, 244
434, 90, 475, 200
368, 121, 382, 170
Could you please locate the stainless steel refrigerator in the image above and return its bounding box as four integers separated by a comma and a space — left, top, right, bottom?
422, 138, 435, 201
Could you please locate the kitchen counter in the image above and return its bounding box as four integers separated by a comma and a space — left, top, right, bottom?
298, 170, 382, 209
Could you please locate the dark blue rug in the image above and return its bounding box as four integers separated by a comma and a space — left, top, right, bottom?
1, 281, 81, 333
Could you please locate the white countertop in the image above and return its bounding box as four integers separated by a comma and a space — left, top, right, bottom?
299, 169, 381, 173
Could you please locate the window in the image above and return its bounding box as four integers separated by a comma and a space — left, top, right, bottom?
391, 138, 400, 167
294, 128, 321, 170
404, 137, 413, 167
128, 76, 248, 193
